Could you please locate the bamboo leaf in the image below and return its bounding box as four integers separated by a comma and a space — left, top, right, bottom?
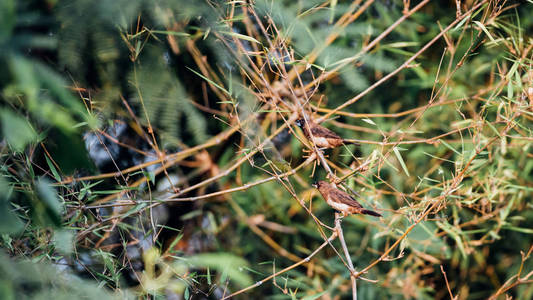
220, 31, 261, 44
393, 147, 410, 177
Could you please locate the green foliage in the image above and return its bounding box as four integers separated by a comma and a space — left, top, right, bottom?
0, 109, 37, 152
0, 178, 24, 234
129, 47, 208, 145
35, 178, 64, 227
1, 0, 532, 299
187, 253, 252, 287
0, 252, 120, 300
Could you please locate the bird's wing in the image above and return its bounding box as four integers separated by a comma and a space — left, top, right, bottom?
330, 188, 363, 208
310, 126, 342, 139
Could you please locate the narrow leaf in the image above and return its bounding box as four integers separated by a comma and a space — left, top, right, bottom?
393, 147, 410, 177
220, 31, 260, 44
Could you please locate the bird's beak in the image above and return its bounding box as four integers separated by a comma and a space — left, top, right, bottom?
311, 181, 318, 188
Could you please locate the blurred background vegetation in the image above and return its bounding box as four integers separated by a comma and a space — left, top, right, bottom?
0, 0, 532, 299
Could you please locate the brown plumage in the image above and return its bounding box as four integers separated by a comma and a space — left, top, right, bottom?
295, 119, 356, 149
312, 181, 381, 217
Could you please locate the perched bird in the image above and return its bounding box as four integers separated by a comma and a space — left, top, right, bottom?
312, 181, 381, 217
295, 119, 356, 149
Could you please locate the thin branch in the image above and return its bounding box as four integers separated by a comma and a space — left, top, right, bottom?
336, 213, 357, 300
316, 0, 489, 123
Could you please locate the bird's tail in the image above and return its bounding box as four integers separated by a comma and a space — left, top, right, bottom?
362, 209, 382, 217
342, 140, 360, 146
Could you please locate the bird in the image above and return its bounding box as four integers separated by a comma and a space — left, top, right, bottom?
312, 180, 381, 217
295, 118, 357, 149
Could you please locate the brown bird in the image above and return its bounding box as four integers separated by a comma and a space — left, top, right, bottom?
295, 119, 356, 149
312, 181, 381, 217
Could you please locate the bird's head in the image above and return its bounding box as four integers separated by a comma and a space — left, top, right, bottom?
295, 119, 304, 127
311, 181, 325, 189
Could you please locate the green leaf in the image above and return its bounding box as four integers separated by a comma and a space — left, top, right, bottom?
34, 62, 94, 125
0, 109, 38, 152
439, 139, 461, 155
45, 155, 62, 182
150, 30, 190, 37
187, 253, 252, 287
186, 67, 231, 96
502, 226, 533, 234
0, 0, 14, 42
47, 131, 94, 174
0, 179, 24, 234
219, 31, 261, 44
393, 147, 410, 177
184, 286, 190, 300
303, 290, 328, 300
329, 0, 337, 24
53, 229, 74, 254
473, 21, 496, 43
37, 178, 63, 217
0, 252, 117, 299
437, 221, 467, 260
362, 118, 376, 125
